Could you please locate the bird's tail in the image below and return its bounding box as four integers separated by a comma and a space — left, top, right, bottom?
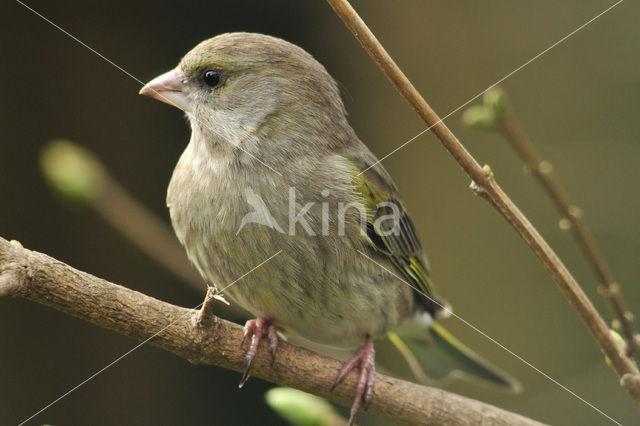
379, 318, 521, 393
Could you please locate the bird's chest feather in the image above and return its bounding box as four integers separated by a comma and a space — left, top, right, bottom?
166, 140, 413, 347
167, 142, 280, 284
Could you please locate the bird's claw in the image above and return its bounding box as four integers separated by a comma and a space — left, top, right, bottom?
331, 335, 376, 426
238, 317, 279, 388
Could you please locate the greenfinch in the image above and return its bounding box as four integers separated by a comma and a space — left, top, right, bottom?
140, 32, 518, 425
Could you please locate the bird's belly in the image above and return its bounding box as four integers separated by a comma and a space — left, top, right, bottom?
184, 227, 414, 348
228, 263, 412, 348
167, 147, 414, 348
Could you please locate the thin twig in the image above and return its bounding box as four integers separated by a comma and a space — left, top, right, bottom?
94, 176, 204, 290
0, 236, 545, 426
325, 0, 640, 404
497, 113, 640, 360
39, 140, 204, 292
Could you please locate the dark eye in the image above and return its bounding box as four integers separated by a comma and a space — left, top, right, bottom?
203, 70, 221, 87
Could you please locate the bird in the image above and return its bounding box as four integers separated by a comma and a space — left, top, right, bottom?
139, 32, 519, 425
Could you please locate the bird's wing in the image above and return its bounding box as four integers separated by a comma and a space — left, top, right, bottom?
339, 147, 520, 393
339, 147, 446, 316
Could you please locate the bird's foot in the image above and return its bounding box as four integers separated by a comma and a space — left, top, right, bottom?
238, 316, 278, 388
331, 335, 375, 426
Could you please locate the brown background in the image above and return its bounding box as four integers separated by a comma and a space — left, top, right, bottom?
2, 1, 639, 425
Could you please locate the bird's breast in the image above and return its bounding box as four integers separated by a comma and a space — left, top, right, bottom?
166, 140, 414, 348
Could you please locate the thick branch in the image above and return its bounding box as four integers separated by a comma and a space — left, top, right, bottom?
0, 237, 543, 425
325, 0, 640, 404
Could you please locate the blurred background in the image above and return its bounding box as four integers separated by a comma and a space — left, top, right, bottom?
2, 0, 639, 424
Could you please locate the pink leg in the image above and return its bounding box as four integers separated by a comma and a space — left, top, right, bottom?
239, 317, 279, 387
331, 335, 376, 426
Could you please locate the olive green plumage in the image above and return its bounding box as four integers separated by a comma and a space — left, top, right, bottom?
144, 32, 519, 391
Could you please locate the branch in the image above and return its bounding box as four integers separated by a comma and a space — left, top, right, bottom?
0, 237, 543, 425
496, 112, 640, 360
325, 0, 640, 404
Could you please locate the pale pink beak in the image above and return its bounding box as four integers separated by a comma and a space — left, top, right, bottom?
139, 69, 190, 111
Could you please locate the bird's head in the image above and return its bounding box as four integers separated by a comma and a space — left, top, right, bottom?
140, 32, 347, 149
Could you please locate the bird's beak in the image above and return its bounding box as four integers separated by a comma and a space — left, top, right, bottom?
139, 69, 190, 111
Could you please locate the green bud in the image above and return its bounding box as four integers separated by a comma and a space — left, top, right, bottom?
265, 387, 345, 426
558, 218, 571, 231
40, 139, 106, 204
605, 330, 627, 369
462, 105, 497, 131
483, 86, 508, 116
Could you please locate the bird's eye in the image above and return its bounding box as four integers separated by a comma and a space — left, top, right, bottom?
203, 70, 221, 87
